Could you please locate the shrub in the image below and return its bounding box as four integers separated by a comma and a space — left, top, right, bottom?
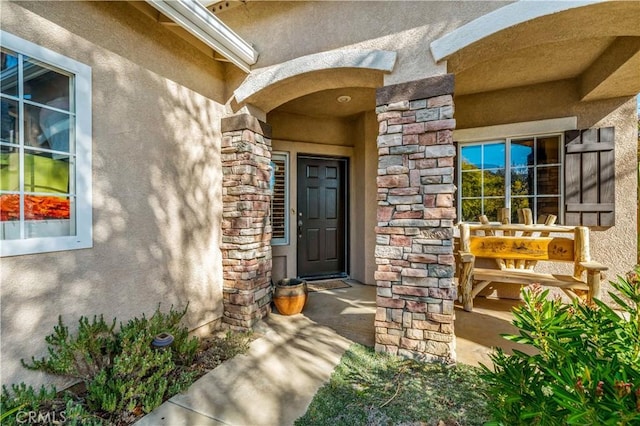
23, 315, 117, 380
481, 267, 640, 425
20, 305, 199, 420
0, 383, 102, 425
4, 305, 252, 424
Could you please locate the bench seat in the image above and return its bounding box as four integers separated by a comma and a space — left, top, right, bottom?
471, 268, 588, 292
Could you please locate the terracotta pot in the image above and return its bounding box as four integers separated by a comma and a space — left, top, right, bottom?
273, 278, 308, 315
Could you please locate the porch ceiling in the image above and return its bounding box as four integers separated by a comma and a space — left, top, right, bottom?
274, 87, 376, 118
441, 1, 640, 100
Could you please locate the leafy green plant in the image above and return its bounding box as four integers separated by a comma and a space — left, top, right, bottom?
85, 329, 173, 414
0, 383, 57, 423
481, 267, 640, 425
20, 305, 200, 421
22, 315, 117, 380
0, 383, 103, 425
61, 398, 105, 426
118, 304, 199, 366
6, 305, 252, 424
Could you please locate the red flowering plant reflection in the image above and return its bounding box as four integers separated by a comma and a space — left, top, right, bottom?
0, 194, 70, 221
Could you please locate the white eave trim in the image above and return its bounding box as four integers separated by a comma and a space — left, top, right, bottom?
146, 0, 257, 72
453, 117, 578, 143
430, 0, 605, 63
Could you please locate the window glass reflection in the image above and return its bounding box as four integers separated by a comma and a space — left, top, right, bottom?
511, 139, 534, 167
22, 150, 70, 194
511, 167, 532, 196
537, 166, 560, 195
484, 143, 505, 168
483, 169, 505, 196
23, 57, 70, 108
1, 49, 19, 97
461, 170, 481, 197
461, 199, 481, 222
24, 104, 72, 154
459, 135, 560, 224
538, 197, 560, 218
537, 137, 560, 164
461, 145, 482, 170
483, 198, 504, 222
1, 98, 18, 145
511, 197, 533, 222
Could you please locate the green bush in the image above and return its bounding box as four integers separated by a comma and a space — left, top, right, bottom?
20, 305, 199, 420
481, 267, 640, 425
0, 383, 102, 425
23, 315, 117, 380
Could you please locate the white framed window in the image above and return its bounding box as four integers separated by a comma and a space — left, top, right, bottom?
455, 118, 617, 227
270, 152, 289, 245
458, 135, 563, 223
1, 31, 92, 256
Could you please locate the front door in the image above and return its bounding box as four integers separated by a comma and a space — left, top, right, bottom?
297, 156, 347, 279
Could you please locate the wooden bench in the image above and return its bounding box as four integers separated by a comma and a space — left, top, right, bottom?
457, 221, 607, 312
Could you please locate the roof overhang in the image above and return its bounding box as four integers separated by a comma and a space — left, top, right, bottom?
430, 0, 605, 63
145, 0, 257, 72
430, 0, 640, 101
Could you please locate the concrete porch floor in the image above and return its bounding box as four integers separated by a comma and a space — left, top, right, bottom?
304, 279, 527, 367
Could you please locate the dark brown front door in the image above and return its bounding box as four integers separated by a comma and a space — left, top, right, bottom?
297, 156, 347, 279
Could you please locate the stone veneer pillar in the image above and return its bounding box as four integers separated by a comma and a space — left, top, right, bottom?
220, 114, 273, 329
374, 74, 457, 362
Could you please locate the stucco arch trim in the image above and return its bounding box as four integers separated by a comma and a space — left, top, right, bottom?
233, 49, 396, 112
430, 0, 605, 62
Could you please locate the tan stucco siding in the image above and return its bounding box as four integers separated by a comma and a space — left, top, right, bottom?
358, 111, 379, 286
219, 1, 508, 89
456, 85, 638, 296
351, 111, 379, 285
1, 1, 227, 387
269, 111, 358, 146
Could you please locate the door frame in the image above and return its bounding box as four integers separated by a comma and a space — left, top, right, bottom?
296, 154, 350, 280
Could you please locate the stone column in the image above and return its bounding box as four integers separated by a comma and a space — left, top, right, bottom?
220, 114, 273, 329
374, 74, 457, 362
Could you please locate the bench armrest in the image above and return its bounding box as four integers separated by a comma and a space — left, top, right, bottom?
579, 261, 608, 272
458, 251, 475, 263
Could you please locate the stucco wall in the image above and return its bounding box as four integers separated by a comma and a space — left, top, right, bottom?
219, 1, 508, 88
362, 110, 379, 285
269, 111, 357, 146
456, 85, 638, 296
352, 111, 378, 285
1, 1, 227, 387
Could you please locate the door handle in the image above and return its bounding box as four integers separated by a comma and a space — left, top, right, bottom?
298, 219, 303, 238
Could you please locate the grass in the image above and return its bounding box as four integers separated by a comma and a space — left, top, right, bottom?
296, 344, 489, 426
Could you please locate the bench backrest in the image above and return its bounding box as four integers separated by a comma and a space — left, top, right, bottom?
459, 223, 592, 275
467, 235, 575, 262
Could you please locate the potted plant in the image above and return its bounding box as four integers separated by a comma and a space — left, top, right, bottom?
273, 278, 308, 315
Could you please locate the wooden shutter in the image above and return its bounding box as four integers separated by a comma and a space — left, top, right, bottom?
271, 155, 288, 243
564, 127, 615, 227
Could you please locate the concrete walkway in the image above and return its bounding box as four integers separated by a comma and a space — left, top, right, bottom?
135, 282, 372, 426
